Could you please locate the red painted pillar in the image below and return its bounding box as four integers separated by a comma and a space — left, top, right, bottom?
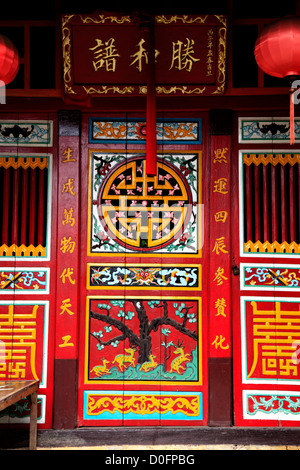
208, 110, 233, 426
53, 110, 81, 429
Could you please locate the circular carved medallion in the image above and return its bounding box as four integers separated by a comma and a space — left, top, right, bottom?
98, 157, 192, 252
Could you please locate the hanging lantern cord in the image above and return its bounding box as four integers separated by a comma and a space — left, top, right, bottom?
287, 75, 300, 146
145, 17, 157, 176
131, 11, 157, 176
254, 18, 300, 146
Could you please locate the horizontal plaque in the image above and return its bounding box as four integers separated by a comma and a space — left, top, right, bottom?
62, 14, 227, 99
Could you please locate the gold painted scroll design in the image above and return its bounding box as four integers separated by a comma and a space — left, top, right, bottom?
86, 393, 200, 417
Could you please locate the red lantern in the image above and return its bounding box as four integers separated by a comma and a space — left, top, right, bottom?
254, 18, 300, 145
0, 34, 19, 85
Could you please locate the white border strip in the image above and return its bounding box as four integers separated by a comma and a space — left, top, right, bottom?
243, 389, 300, 421
240, 263, 300, 292
0, 394, 46, 424
0, 267, 50, 295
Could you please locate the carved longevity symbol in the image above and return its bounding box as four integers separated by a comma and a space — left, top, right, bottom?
98, 157, 192, 251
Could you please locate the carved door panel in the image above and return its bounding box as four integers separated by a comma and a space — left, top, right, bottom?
78, 113, 207, 426
232, 116, 300, 426
0, 115, 56, 429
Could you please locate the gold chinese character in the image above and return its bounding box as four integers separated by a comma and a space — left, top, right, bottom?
60, 267, 76, 285
213, 147, 228, 164
130, 39, 148, 72
212, 236, 229, 255
207, 31, 213, 78
213, 267, 228, 286
215, 298, 227, 317
213, 178, 228, 194
62, 207, 75, 227
212, 335, 229, 350
59, 335, 74, 348
89, 38, 120, 72
248, 301, 300, 379
130, 39, 159, 72
0, 304, 39, 380
214, 211, 228, 223
59, 298, 75, 316
60, 236, 76, 254
62, 147, 76, 163
62, 178, 75, 196
169, 38, 200, 72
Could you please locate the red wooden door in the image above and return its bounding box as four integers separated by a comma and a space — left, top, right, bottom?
0, 114, 57, 429
77, 112, 208, 426
232, 115, 300, 426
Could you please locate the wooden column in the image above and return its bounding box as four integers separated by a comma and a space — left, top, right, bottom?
53, 110, 81, 429
208, 109, 233, 426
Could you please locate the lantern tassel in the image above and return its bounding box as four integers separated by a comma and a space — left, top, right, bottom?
290, 88, 295, 146
146, 18, 157, 176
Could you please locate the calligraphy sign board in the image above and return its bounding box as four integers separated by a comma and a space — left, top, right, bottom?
62, 14, 227, 99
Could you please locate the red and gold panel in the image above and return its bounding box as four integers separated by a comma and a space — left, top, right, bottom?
83, 390, 203, 423
0, 301, 49, 382
0, 301, 50, 426
79, 296, 204, 425
232, 130, 300, 427
86, 296, 201, 385
0, 115, 56, 430
79, 115, 205, 427
241, 298, 300, 384
88, 150, 201, 258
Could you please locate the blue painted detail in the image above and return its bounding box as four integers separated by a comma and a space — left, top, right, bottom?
83, 390, 203, 421
89, 117, 202, 144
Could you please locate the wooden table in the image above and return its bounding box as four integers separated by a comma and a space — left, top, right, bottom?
0, 380, 39, 450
